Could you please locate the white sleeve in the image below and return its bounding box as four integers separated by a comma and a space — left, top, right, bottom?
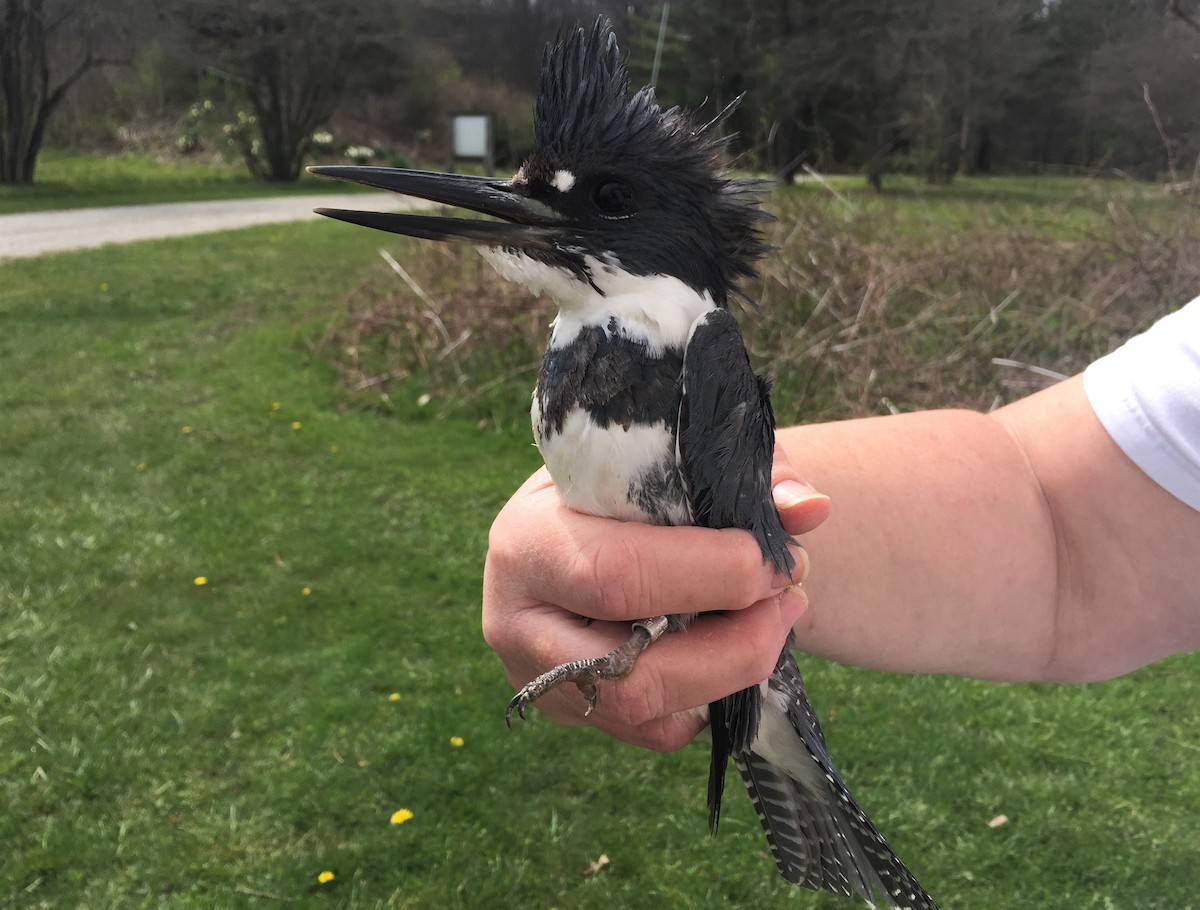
1082, 297, 1200, 512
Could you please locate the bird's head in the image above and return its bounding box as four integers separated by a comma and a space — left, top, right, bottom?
312, 18, 770, 309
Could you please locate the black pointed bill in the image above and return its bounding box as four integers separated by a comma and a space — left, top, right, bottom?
308, 165, 566, 251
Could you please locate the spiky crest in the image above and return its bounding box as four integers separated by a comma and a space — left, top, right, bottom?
526, 18, 772, 307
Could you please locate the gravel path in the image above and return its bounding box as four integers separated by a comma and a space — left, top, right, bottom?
0, 193, 421, 261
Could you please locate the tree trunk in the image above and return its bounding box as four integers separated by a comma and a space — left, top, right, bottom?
240, 29, 338, 181
0, 0, 49, 185
1, 0, 107, 185
956, 107, 971, 177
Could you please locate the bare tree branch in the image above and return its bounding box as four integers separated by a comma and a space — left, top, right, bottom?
1168, 0, 1200, 34
1143, 82, 1178, 184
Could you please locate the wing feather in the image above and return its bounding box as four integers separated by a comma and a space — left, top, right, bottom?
679, 309, 939, 909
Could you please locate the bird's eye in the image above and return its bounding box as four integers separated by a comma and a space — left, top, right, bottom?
592, 180, 635, 216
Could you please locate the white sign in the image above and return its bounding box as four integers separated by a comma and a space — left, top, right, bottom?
452, 115, 490, 159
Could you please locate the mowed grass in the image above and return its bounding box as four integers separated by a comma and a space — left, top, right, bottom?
1, 182, 1199, 909
787, 172, 1185, 241
0, 152, 378, 215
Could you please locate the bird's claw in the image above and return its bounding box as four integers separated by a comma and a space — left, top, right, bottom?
580, 682, 599, 716
504, 619, 667, 728
505, 663, 603, 728
504, 692, 528, 729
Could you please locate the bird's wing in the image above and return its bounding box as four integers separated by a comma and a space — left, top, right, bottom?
676, 307, 793, 576
679, 309, 938, 909
676, 306, 795, 831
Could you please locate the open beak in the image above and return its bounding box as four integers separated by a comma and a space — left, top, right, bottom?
308, 165, 566, 252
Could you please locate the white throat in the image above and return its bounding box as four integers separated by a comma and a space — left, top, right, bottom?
480, 249, 716, 354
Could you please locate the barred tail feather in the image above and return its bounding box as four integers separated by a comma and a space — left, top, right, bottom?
736, 649, 940, 909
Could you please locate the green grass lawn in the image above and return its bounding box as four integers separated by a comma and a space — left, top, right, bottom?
0, 152, 378, 215
2, 182, 1199, 909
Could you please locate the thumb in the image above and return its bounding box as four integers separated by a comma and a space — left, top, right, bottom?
771, 443, 832, 536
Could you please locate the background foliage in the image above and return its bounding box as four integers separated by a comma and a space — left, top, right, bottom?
4, 0, 1200, 184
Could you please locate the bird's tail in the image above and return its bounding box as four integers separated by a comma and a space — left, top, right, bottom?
719, 648, 940, 909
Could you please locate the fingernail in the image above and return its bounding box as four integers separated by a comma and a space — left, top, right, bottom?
791, 545, 810, 584
772, 545, 809, 589
773, 480, 830, 511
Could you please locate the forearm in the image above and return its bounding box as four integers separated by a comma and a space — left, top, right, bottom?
778, 407, 1059, 681
780, 375, 1200, 682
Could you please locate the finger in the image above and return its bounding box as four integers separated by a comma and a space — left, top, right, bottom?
493, 587, 806, 738
582, 590, 809, 730
509, 678, 708, 752
498, 485, 802, 622
588, 705, 709, 752
770, 443, 832, 535
773, 480, 832, 535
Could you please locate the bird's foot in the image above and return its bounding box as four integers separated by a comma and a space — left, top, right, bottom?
505, 616, 670, 727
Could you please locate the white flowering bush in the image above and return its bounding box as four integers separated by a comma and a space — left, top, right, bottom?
176, 99, 215, 155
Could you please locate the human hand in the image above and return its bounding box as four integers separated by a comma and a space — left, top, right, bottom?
481, 446, 831, 751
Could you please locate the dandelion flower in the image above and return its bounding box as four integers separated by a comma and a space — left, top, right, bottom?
136, 462, 147, 472
291, 421, 302, 430
390, 808, 414, 825
317, 870, 335, 884
181, 426, 193, 435
449, 736, 464, 748
194, 576, 208, 586
330, 444, 339, 454
388, 693, 400, 702
271, 402, 281, 410
302, 587, 312, 596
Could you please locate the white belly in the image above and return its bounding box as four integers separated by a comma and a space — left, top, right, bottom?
532, 404, 689, 525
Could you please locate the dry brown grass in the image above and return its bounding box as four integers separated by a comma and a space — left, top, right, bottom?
312, 178, 1199, 429
309, 240, 554, 426
753, 185, 1200, 423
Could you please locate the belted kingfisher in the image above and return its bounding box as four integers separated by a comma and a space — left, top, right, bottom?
311, 18, 938, 910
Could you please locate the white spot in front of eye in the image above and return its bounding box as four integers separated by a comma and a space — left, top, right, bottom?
552, 169, 576, 192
